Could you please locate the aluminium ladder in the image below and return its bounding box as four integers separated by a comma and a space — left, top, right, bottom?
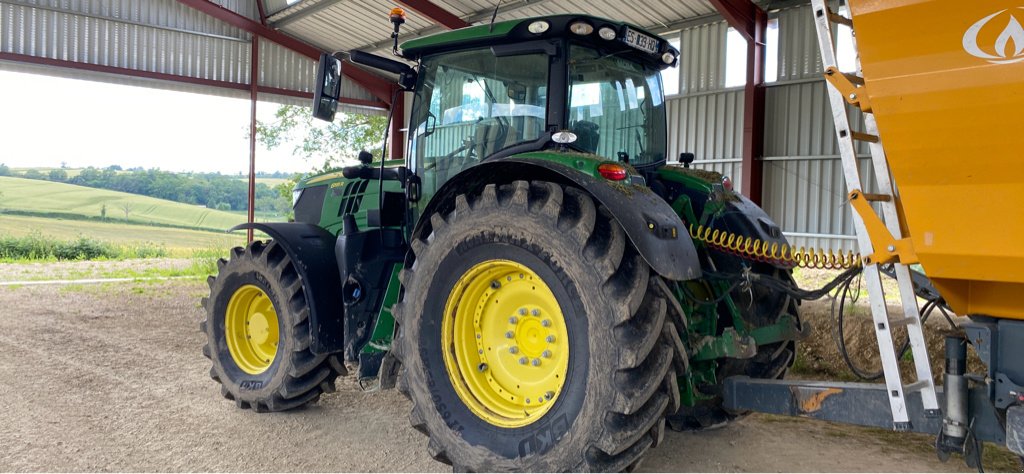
810, 0, 939, 429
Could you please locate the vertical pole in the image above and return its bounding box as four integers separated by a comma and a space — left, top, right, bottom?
389, 90, 405, 160
248, 36, 259, 243
740, 8, 767, 205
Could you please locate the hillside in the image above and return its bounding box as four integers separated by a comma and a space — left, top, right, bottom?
0, 176, 247, 231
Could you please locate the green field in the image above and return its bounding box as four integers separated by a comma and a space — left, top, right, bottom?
0, 176, 248, 231
0, 214, 246, 254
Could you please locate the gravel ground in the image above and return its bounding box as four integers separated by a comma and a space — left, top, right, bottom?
0, 261, 984, 472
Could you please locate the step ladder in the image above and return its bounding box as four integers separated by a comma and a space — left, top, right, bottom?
810, 0, 939, 430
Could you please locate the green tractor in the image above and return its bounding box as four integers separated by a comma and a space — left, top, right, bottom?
201, 13, 803, 471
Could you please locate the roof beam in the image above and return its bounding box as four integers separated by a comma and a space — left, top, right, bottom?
707, 0, 761, 41
0, 51, 387, 109
175, 0, 396, 105
395, 0, 470, 29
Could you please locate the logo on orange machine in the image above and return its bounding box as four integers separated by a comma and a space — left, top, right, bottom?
963, 8, 1024, 64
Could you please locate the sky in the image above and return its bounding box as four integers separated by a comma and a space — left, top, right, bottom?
0, 70, 312, 175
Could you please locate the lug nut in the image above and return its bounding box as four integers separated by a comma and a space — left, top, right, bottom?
505, 331, 514, 339
509, 316, 518, 324
491, 280, 500, 289
545, 391, 554, 400
542, 350, 552, 358
546, 335, 555, 343
509, 346, 519, 354
519, 357, 528, 365
518, 308, 527, 316
526, 398, 531, 404
541, 319, 551, 327
478, 363, 488, 372
531, 309, 540, 316
532, 358, 541, 366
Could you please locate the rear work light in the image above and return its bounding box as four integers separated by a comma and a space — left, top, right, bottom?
598, 163, 628, 181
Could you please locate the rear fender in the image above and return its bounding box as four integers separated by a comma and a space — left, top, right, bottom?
412, 160, 702, 281
229, 222, 344, 355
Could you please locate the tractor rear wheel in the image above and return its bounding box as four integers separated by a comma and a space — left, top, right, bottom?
201, 240, 344, 412
668, 259, 799, 431
393, 181, 681, 471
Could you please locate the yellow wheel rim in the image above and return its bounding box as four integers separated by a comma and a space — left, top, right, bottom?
442, 259, 569, 428
225, 284, 280, 375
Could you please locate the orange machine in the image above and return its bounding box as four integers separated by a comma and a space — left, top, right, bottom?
848, 1, 1024, 318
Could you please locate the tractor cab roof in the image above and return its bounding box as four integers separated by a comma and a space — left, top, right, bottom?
400, 14, 678, 70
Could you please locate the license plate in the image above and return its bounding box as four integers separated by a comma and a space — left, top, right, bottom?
624, 28, 659, 54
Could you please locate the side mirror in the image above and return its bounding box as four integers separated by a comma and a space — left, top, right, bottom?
313, 53, 343, 122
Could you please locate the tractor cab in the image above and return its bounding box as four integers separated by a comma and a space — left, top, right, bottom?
399, 16, 676, 193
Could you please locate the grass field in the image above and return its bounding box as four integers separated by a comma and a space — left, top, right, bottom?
0, 215, 246, 256
0, 176, 248, 231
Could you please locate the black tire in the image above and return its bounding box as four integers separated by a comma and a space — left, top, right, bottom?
201, 240, 345, 412
667, 257, 800, 431
393, 181, 682, 471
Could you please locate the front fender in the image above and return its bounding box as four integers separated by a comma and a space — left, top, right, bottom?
413, 160, 701, 281
229, 222, 344, 355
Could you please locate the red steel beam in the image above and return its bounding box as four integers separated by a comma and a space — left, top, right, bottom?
175, 0, 395, 104
389, 92, 406, 160
395, 0, 469, 29
740, 8, 767, 205
710, 0, 766, 204
708, 0, 757, 42
0, 52, 387, 109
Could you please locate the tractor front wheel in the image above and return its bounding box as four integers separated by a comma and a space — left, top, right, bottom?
394, 181, 681, 471
201, 240, 344, 412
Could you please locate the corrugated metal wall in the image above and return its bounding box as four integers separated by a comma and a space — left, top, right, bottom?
666, 3, 873, 252
0, 0, 378, 112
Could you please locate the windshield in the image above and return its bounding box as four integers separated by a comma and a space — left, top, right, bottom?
409, 48, 549, 188
567, 44, 667, 166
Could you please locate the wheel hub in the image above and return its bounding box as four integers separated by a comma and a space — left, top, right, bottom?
442, 260, 569, 428
225, 285, 280, 375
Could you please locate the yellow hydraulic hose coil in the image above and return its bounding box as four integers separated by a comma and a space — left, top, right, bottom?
689, 224, 861, 270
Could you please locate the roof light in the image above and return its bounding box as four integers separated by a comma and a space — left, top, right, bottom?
552, 130, 577, 144
598, 163, 628, 181
722, 176, 733, 191
662, 51, 677, 65
389, 7, 406, 23
528, 21, 550, 34
569, 22, 594, 35
598, 26, 617, 40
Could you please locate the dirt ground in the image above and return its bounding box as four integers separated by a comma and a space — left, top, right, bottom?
0, 262, 1001, 472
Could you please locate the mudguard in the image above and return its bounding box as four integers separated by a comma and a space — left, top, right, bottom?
656, 167, 791, 270
413, 159, 702, 281
229, 222, 344, 355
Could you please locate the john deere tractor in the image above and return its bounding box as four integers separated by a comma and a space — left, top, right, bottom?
201, 13, 802, 471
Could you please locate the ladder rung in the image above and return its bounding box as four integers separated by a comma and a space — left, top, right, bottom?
828, 11, 853, 27
887, 316, 919, 328
904, 380, 931, 393
851, 131, 879, 143
861, 193, 891, 202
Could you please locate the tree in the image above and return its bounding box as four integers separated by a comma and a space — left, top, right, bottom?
0, 163, 10, 176
48, 169, 68, 182
23, 169, 45, 180
119, 202, 134, 220
255, 105, 388, 171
